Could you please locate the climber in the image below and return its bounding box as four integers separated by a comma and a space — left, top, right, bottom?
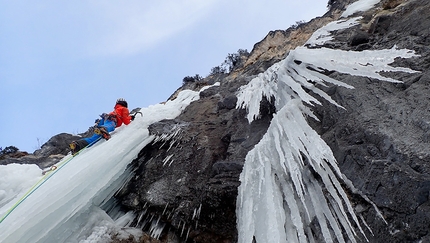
69, 98, 134, 155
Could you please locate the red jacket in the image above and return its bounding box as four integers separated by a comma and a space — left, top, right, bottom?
110, 104, 131, 127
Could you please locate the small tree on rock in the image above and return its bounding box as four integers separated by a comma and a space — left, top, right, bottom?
0, 145, 20, 160
182, 74, 203, 85
0, 146, 19, 155
210, 66, 226, 75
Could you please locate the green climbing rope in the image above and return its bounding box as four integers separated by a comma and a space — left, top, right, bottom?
0, 140, 96, 224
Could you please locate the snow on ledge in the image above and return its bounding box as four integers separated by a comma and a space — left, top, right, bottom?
306, 17, 362, 47
341, 0, 381, 18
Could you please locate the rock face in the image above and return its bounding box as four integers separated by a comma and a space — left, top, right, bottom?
115, 82, 276, 242
4, 0, 429, 242
116, 1, 430, 242
309, 0, 430, 241
112, 0, 430, 242
0, 133, 83, 169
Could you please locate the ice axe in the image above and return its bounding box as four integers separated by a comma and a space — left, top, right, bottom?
130, 107, 143, 121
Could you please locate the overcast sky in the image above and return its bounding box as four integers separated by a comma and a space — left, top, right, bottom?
0, 0, 328, 152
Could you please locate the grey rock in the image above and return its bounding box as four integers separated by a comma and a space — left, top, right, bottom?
114, 1, 430, 241
34, 133, 81, 157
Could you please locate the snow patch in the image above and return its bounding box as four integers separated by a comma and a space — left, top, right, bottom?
341, 0, 381, 18
0, 164, 42, 212
306, 17, 362, 47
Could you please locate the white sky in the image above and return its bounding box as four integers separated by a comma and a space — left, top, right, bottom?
0, 0, 328, 152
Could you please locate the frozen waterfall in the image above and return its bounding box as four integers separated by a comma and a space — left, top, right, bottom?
0, 85, 217, 243
0, 0, 421, 242
235, 6, 419, 242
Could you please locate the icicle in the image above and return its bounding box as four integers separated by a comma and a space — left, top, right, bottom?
342, 173, 388, 226
237, 103, 377, 243
192, 208, 197, 220
136, 211, 145, 226
185, 227, 191, 241
359, 214, 374, 236
191, 204, 202, 220
162, 154, 174, 166
140, 218, 148, 230
180, 221, 186, 237
167, 210, 174, 220
149, 216, 164, 239
196, 204, 202, 219
153, 124, 184, 151
177, 220, 182, 232
162, 203, 169, 215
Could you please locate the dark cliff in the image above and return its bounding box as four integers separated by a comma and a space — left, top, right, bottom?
124, 0, 430, 242
114, 0, 430, 242
311, 0, 430, 242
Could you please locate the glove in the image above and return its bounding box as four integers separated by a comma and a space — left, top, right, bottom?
95, 118, 101, 124
131, 115, 135, 121
100, 113, 108, 119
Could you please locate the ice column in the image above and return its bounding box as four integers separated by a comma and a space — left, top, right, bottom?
236, 43, 418, 242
